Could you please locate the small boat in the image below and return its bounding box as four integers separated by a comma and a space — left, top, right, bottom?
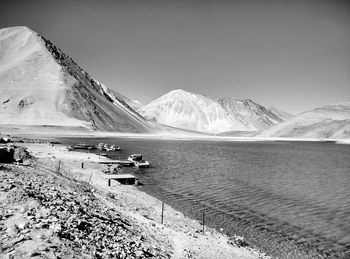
111, 145, 121, 151
128, 154, 150, 168
134, 160, 150, 168
105, 145, 115, 152
67, 146, 74, 151
97, 153, 108, 157
97, 143, 121, 151
97, 143, 106, 150
128, 154, 143, 162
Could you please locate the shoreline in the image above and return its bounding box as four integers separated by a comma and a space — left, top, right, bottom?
4, 140, 269, 259
1, 125, 348, 145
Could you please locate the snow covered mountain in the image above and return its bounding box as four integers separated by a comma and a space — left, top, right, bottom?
138, 89, 291, 133
217, 97, 293, 131
0, 26, 155, 132
256, 102, 350, 139
138, 89, 244, 133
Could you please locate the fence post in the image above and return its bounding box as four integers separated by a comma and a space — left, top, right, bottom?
161, 202, 164, 224
57, 160, 61, 174
202, 212, 205, 234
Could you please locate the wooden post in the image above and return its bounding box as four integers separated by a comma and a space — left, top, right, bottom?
57, 160, 61, 174
81, 162, 84, 169
202, 212, 205, 234
88, 171, 93, 184
161, 202, 164, 224
108, 178, 111, 187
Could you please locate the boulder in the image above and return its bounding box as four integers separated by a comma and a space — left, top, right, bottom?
228, 235, 248, 247
0, 137, 10, 143
0, 146, 14, 163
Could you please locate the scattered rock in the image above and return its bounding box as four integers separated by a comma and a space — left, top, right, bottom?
0, 161, 171, 258
228, 235, 248, 247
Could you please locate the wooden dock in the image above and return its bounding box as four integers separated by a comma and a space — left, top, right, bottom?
99, 160, 134, 166
105, 174, 138, 185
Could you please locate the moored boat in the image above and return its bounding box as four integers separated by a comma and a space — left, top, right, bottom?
97, 143, 121, 151
128, 154, 143, 162
134, 160, 150, 168
97, 143, 105, 150
128, 154, 150, 168
111, 145, 121, 151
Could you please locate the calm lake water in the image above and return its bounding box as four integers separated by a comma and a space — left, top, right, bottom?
59, 138, 350, 258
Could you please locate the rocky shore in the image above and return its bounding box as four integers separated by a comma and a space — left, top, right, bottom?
0, 163, 173, 258
0, 140, 268, 259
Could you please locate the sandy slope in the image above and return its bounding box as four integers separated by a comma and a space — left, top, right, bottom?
0, 26, 156, 133
256, 102, 350, 139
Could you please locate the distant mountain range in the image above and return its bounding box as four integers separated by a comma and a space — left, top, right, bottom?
138, 89, 292, 133
0, 26, 348, 139
256, 102, 350, 139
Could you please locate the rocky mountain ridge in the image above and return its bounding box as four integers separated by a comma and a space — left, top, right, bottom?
217, 97, 293, 131
0, 26, 156, 133
138, 89, 292, 133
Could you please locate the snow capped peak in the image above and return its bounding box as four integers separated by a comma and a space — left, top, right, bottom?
138, 91, 292, 133
138, 90, 243, 133
0, 26, 33, 35
161, 89, 199, 100
168, 89, 188, 94
162, 89, 190, 98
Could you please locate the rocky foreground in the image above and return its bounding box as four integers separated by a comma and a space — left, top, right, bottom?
0, 161, 172, 258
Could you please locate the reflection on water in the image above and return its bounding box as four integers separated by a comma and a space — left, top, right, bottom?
60, 138, 350, 258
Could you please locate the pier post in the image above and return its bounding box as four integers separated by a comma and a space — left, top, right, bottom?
202, 212, 205, 234
161, 202, 164, 224
57, 160, 61, 174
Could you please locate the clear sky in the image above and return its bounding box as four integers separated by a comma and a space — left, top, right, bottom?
1, 0, 349, 113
